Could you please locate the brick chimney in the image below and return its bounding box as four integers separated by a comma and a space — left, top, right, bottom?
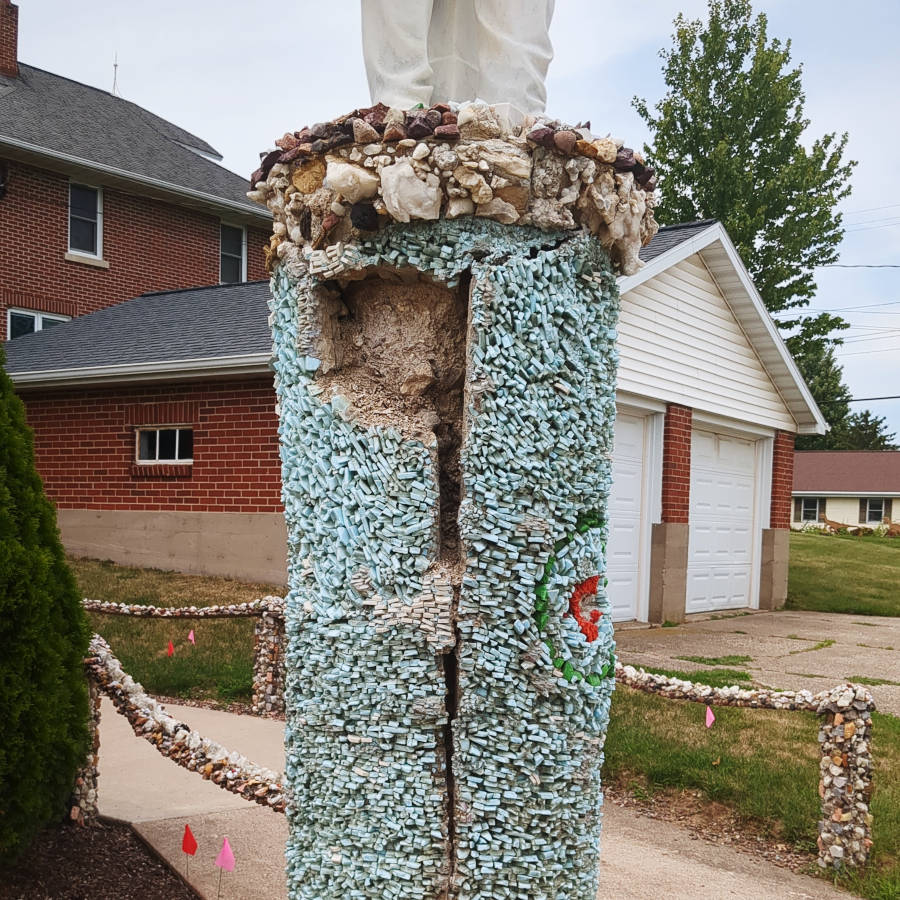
0, 1, 18, 79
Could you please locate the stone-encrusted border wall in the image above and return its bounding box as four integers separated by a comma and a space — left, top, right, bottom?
616, 664, 875, 870
83, 597, 286, 717
70, 677, 101, 824
72, 625, 874, 872
76, 635, 286, 820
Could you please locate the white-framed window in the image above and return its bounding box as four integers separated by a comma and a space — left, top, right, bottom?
6, 307, 71, 340
865, 498, 885, 524
135, 427, 194, 464
69, 183, 103, 257
801, 497, 822, 522
220, 223, 246, 284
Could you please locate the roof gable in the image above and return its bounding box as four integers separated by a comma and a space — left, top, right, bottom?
0, 64, 268, 221
621, 221, 826, 435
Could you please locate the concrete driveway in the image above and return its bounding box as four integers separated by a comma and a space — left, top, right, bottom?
615, 610, 900, 715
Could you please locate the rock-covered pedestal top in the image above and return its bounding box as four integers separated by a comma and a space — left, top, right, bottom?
249, 102, 659, 276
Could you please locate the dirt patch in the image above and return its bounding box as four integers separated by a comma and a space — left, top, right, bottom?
0, 819, 198, 899
605, 779, 818, 874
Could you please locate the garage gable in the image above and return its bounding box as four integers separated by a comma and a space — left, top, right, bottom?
617, 253, 796, 432
618, 221, 826, 436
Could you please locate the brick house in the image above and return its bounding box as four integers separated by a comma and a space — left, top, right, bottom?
7, 221, 827, 617
0, 0, 270, 341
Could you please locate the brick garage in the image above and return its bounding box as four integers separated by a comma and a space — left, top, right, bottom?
19, 376, 287, 584
25, 380, 280, 513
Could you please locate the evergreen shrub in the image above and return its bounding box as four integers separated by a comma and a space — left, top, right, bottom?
0, 346, 89, 860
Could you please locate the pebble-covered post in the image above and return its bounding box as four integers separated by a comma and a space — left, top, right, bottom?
252, 102, 659, 900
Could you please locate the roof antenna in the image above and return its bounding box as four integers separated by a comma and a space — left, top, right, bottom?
112, 52, 120, 97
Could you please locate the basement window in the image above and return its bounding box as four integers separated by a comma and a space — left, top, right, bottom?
7, 308, 70, 340
220, 223, 246, 283
69, 183, 103, 257
136, 427, 194, 464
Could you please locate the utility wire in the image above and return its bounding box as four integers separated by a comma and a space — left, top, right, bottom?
836, 345, 900, 357
817, 263, 900, 269
843, 202, 900, 216
818, 395, 900, 404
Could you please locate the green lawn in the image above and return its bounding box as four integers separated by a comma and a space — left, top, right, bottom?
787, 532, 900, 617
606, 686, 900, 900
72, 556, 282, 702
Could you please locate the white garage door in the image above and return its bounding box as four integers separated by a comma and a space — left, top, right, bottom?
607, 413, 646, 621
686, 429, 757, 613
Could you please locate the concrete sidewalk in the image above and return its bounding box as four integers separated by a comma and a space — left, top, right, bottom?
98, 696, 856, 900
615, 609, 900, 714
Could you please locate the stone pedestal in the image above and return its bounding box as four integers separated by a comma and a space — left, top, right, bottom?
648, 522, 689, 625
759, 528, 790, 611
255, 101, 658, 900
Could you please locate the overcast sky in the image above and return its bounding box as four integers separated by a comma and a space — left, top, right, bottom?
16, 1, 900, 437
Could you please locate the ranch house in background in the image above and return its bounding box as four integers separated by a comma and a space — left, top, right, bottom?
0, 0, 270, 343
6, 219, 827, 624
792, 451, 900, 529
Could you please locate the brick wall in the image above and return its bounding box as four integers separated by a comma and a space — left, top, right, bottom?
0, 160, 268, 338
770, 429, 795, 530
21, 379, 282, 513
661, 403, 692, 523
0, 1, 17, 78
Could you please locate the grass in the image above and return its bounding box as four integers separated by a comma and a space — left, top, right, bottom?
636, 665, 753, 687
789, 639, 836, 655
676, 654, 753, 667
851, 676, 900, 687
787, 532, 900, 617
71, 556, 284, 702
606, 687, 900, 899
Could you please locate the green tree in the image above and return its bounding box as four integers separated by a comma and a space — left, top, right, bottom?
843, 411, 897, 451
0, 346, 89, 860
634, 0, 855, 341
635, 0, 897, 449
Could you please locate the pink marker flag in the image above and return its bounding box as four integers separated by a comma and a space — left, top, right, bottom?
215, 836, 235, 872
188, 629, 195, 645
706, 705, 716, 728
167, 640, 175, 657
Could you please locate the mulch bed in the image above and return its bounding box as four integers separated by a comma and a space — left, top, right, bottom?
0, 819, 198, 900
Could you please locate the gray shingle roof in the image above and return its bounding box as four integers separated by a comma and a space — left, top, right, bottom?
639, 219, 718, 262
4, 281, 272, 375
0, 64, 265, 218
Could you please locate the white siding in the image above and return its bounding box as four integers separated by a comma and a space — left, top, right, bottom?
617, 256, 796, 431
791, 496, 900, 527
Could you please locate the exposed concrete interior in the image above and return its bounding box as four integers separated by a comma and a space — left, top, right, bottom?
758, 528, 790, 611
57, 509, 288, 585
647, 522, 689, 624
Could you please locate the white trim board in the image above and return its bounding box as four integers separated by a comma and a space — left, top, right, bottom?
792, 491, 900, 498
9, 353, 272, 388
